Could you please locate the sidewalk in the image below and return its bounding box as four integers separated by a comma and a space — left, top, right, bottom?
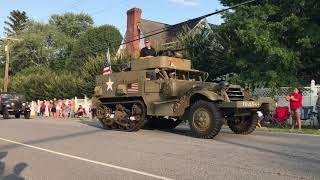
255, 126, 320, 135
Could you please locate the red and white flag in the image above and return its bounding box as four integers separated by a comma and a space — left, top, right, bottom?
103, 48, 112, 75
128, 83, 139, 94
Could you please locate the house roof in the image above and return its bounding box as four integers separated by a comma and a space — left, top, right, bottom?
139, 18, 203, 48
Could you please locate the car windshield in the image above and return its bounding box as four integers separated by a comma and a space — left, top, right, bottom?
1, 94, 24, 101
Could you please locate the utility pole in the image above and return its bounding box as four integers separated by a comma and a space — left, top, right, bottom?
3, 42, 10, 93
2, 37, 21, 93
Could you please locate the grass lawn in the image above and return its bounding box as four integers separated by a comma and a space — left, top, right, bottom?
256, 124, 320, 135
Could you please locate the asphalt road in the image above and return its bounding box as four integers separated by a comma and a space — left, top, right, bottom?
0, 118, 319, 180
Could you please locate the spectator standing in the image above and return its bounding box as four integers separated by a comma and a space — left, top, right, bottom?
316, 91, 320, 131
286, 88, 303, 132
34, 102, 39, 117
45, 100, 50, 117
90, 104, 97, 119
56, 100, 62, 118
48, 101, 53, 117
51, 100, 56, 118
65, 100, 71, 118
61, 100, 67, 118
40, 101, 46, 116
70, 98, 76, 118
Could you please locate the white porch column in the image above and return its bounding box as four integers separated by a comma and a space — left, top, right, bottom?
311, 80, 316, 108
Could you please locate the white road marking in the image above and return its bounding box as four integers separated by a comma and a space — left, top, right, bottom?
0, 137, 174, 180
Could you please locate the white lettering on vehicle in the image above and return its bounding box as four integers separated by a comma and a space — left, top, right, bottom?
242, 101, 260, 107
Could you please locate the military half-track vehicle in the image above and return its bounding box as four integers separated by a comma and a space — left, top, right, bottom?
94, 56, 270, 139
0, 93, 31, 119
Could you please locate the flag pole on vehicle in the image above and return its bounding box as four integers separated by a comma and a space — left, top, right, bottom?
103, 48, 112, 75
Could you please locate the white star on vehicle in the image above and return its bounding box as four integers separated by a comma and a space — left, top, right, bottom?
106, 77, 114, 91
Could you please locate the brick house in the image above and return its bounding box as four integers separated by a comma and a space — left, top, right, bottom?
122, 7, 216, 58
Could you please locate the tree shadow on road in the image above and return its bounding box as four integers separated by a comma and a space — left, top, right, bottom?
155, 127, 320, 165
156, 126, 194, 137
214, 138, 320, 165
0, 151, 28, 180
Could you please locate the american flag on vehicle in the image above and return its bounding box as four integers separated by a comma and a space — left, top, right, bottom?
128, 83, 139, 94
103, 48, 112, 75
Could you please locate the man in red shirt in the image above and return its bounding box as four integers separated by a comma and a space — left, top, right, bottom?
40, 101, 46, 117
286, 88, 303, 132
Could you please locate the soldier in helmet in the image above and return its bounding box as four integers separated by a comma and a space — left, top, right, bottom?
140, 39, 157, 58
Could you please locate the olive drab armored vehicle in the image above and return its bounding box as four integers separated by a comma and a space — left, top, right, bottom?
0, 93, 31, 119
94, 56, 270, 139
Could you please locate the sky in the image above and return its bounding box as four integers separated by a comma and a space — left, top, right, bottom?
0, 0, 225, 37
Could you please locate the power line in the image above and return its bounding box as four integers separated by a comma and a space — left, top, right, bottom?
121, 0, 257, 43
58, 0, 84, 13
102, 0, 257, 50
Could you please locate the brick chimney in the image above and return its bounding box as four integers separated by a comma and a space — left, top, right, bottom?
125, 8, 142, 58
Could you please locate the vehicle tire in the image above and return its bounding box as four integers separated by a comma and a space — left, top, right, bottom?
187, 100, 224, 139
24, 111, 31, 119
3, 107, 10, 119
15, 113, 20, 118
146, 117, 183, 130
227, 111, 258, 135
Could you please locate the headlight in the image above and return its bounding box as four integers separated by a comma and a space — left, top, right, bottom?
22, 103, 26, 106
6, 104, 10, 107
11, 102, 14, 106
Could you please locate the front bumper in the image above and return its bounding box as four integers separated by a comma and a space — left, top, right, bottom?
7, 107, 30, 114
218, 101, 261, 109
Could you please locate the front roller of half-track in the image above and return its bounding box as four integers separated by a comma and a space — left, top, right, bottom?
187, 100, 224, 139
227, 110, 258, 135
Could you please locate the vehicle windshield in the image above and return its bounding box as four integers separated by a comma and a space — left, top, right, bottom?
166, 69, 208, 81
146, 69, 209, 81
0, 94, 24, 101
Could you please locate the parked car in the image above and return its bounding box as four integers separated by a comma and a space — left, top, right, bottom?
0, 93, 31, 119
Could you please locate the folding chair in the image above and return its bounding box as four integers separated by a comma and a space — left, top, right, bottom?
272, 106, 290, 128
301, 106, 314, 127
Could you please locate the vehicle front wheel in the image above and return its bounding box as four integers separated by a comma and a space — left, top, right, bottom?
3, 107, 10, 119
24, 111, 31, 119
15, 113, 20, 118
187, 100, 224, 139
227, 111, 258, 135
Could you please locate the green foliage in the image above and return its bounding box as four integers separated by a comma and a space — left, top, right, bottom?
72, 25, 122, 60
49, 12, 94, 38
80, 55, 106, 95
215, 0, 320, 88
4, 10, 29, 36
80, 53, 132, 96
177, 27, 233, 81
9, 66, 84, 100
11, 21, 73, 73
1, 11, 124, 100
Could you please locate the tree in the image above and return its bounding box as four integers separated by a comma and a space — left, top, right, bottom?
216, 0, 320, 88
4, 10, 29, 36
70, 25, 122, 69
11, 21, 73, 73
178, 28, 233, 81
49, 12, 94, 38
80, 55, 106, 96
9, 66, 84, 100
